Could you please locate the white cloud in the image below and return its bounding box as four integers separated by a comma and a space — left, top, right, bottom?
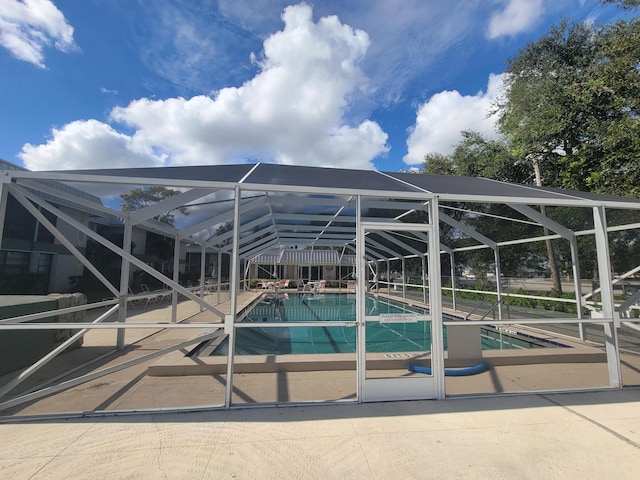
217, 0, 492, 107
487, 0, 544, 39
20, 4, 388, 172
403, 73, 505, 165
0, 0, 76, 68
107, 3, 386, 169
20, 119, 165, 171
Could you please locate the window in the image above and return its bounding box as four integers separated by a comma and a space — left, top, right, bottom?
1, 251, 30, 275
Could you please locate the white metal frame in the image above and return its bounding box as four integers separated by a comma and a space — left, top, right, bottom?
1, 162, 638, 416
358, 217, 444, 402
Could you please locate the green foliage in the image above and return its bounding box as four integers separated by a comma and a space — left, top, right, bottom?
603, 0, 640, 9
423, 131, 546, 277
442, 282, 580, 314
503, 288, 579, 314
423, 13, 640, 280
424, 131, 529, 183
496, 17, 640, 197
0, 272, 48, 294
423, 152, 455, 176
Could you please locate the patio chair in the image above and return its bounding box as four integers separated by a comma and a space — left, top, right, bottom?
127, 287, 143, 308
347, 280, 356, 292
140, 283, 156, 306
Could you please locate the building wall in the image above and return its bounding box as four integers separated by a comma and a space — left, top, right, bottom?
0, 193, 94, 294
47, 206, 89, 292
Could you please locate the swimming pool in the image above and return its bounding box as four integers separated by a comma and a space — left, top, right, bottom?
198, 293, 551, 356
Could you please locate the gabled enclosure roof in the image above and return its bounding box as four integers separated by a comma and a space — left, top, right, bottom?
6, 162, 640, 263
20, 162, 639, 207
1, 158, 104, 216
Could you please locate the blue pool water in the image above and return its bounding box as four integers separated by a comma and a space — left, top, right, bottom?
204, 293, 550, 356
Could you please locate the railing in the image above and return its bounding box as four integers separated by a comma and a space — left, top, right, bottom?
458, 298, 506, 321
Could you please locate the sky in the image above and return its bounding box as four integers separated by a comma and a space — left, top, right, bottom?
0, 0, 632, 179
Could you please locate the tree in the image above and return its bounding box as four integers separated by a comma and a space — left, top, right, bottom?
422, 132, 547, 279
588, 17, 640, 196
421, 1, 640, 287
120, 186, 188, 225
495, 21, 601, 190
603, 0, 640, 9
496, 15, 640, 197
494, 15, 640, 287
423, 152, 455, 176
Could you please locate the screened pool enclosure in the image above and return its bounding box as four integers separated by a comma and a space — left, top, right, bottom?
1, 162, 640, 415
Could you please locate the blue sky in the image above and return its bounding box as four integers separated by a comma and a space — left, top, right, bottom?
0, 0, 631, 176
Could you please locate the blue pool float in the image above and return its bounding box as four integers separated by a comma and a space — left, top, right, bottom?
407, 362, 490, 376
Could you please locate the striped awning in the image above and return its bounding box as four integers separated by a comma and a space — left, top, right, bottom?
250, 249, 357, 266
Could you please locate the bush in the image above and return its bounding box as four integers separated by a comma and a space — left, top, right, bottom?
0, 272, 49, 294
444, 282, 581, 314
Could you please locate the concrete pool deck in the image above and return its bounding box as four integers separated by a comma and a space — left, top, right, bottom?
2, 291, 640, 477
1, 289, 640, 414
1, 388, 640, 479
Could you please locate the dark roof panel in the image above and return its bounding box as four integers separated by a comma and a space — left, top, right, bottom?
247, 164, 418, 192
32, 162, 640, 205
388, 172, 571, 200
536, 185, 639, 203
58, 164, 255, 184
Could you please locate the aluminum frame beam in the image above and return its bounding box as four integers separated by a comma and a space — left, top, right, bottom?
8, 184, 120, 297
13, 184, 226, 320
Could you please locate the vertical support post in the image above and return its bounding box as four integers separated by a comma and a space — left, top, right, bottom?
593, 206, 622, 387
450, 251, 457, 311
217, 250, 222, 304
569, 237, 585, 340
171, 234, 180, 323
422, 255, 428, 304
243, 259, 250, 291
0, 178, 8, 249
225, 186, 241, 408
117, 220, 133, 350
401, 257, 406, 299
428, 197, 445, 400
355, 195, 364, 402
386, 259, 391, 295
199, 244, 206, 312
364, 261, 370, 292
494, 248, 504, 320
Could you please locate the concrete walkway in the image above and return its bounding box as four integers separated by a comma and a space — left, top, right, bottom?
1, 388, 639, 479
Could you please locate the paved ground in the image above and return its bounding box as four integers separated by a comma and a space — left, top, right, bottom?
2, 290, 640, 478
2, 290, 640, 416
1, 388, 639, 479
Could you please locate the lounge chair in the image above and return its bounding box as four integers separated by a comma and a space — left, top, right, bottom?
302, 282, 315, 296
